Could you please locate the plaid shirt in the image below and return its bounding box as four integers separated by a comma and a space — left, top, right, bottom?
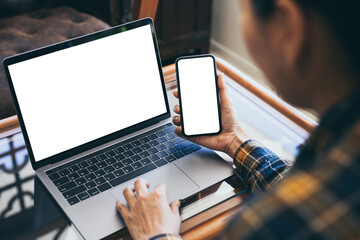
153, 89, 360, 240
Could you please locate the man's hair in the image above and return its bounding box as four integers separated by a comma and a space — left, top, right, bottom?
251, 0, 360, 77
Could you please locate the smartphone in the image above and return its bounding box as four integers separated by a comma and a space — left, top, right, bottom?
175, 54, 222, 137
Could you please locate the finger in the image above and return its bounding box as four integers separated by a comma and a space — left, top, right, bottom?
217, 74, 230, 105
154, 184, 167, 197
172, 116, 181, 126
173, 90, 179, 98
173, 105, 180, 114
116, 201, 129, 218
170, 200, 180, 216
128, 180, 150, 193
123, 187, 136, 207
174, 126, 199, 145
134, 179, 150, 197
174, 126, 183, 137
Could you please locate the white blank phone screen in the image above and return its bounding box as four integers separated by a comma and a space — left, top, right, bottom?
177, 57, 220, 136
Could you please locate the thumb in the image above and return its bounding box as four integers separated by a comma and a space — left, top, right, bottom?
217, 74, 230, 105
170, 200, 180, 216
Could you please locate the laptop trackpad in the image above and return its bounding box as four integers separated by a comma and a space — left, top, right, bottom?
110, 164, 199, 204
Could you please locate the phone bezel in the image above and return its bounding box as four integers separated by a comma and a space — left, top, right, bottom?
175, 54, 222, 138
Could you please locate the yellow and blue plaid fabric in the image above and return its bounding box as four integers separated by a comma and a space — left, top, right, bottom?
233, 139, 293, 194
153, 90, 360, 239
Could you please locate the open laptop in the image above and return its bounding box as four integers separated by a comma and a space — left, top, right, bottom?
3, 18, 234, 240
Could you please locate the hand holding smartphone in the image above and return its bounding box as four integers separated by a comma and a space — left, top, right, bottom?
175, 54, 222, 137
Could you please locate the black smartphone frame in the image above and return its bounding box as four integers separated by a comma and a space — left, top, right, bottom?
175, 54, 222, 138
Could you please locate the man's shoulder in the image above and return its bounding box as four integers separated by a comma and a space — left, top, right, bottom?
227, 170, 360, 239
272, 119, 360, 226
226, 140, 360, 239
328, 119, 360, 161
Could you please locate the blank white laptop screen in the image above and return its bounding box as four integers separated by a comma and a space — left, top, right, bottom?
8, 25, 167, 162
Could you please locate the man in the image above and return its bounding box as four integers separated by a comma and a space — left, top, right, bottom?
115, 0, 360, 239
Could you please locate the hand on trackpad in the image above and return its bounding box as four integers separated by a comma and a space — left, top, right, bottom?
110, 164, 199, 205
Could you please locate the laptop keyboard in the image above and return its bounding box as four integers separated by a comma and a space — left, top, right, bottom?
45, 123, 202, 206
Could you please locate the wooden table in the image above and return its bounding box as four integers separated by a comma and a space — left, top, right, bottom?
0, 58, 316, 240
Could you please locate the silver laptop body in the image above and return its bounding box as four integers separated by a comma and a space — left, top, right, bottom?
3, 18, 234, 240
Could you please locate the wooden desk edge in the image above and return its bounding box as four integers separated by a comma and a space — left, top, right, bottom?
0, 115, 21, 139
181, 195, 245, 240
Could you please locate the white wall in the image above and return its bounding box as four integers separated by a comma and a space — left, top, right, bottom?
210, 0, 267, 85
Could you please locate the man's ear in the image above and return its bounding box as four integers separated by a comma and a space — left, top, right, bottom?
275, 0, 306, 68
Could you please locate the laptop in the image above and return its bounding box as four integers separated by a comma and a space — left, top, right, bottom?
3, 18, 234, 240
